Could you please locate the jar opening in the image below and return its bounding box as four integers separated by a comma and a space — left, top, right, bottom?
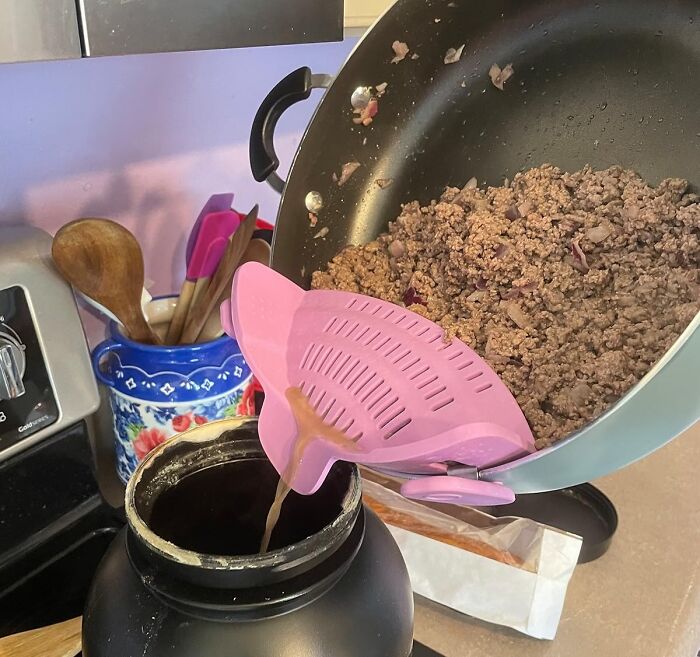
146, 457, 351, 556
126, 419, 361, 574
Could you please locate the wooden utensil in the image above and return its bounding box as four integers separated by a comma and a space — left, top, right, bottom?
166, 210, 239, 344
197, 237, 271, 343
77, 286, 152, 325
239, 237, 272, 269
179, 205, 258, 344
52, 218, 161, 345
0, 616, 81, 657
164, 277, 195, 344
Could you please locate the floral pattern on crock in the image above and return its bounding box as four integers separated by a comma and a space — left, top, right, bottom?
237, 377, 264, 416
110, 385, 248, 484
133, 427, 168, 461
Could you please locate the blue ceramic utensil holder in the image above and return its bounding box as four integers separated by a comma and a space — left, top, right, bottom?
92, 296, 252, 483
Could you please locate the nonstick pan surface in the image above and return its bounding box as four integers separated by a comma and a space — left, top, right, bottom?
250, 0, 699, 493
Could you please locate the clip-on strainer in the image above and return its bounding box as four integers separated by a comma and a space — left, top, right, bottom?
221, 263, 535, 506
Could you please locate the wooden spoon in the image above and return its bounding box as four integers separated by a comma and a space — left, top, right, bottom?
0, 616, 81, 657
52, 218, 161, 345
196, 237, 271, 343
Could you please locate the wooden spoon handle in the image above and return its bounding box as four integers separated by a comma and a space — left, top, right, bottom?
195, 281, 239, 344
182, 276, 211, 331
0, 616, 81, 657
178, 262, 235, 345
196, 238, 271, 343
121, 304, 162, 345
165, 280, 195, 344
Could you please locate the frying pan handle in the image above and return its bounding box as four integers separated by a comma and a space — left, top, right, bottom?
250, 67, 332, 193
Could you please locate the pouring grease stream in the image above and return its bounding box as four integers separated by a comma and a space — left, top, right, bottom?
260, 387, 359, 553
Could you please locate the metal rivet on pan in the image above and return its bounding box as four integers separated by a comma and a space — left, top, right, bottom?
351, 86, 372, 110
305, 191, 324, 213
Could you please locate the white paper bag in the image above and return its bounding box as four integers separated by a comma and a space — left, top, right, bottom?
363, 480, 582, 640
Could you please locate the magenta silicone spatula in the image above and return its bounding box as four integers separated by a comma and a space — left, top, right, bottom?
166, 210, 239, 344
186, 235, 229, 311
185, 193, 234, 267
221, 263, 535, 507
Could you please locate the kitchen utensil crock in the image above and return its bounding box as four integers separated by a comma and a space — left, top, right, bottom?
92, 297, 252, 483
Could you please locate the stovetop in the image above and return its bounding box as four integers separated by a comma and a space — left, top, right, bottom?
0, 512, 120, 635
0, 419, 124, 648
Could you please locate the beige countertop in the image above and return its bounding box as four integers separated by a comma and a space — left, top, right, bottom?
414, 422, 700, 657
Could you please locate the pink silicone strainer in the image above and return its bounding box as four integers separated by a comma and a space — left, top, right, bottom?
221, 263, 535, 506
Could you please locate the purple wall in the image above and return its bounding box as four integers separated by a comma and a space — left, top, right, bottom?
0, 40, 355, 341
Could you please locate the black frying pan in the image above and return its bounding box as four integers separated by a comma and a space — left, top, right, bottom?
248, 0, 700, 495
252, 0, 698, 283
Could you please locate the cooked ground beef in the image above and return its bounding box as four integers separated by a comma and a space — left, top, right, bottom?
311, 165, 699, 448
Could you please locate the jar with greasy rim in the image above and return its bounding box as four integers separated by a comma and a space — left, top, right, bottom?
82, 416, 414, 657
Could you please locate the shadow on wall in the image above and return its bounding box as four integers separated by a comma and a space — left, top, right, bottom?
74, 171, 186, 288
0, 38, 356, 302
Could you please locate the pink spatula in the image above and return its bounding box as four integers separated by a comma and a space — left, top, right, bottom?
167, 210, 240, 344
185, 193, 234, 267
221, 263, 535, 506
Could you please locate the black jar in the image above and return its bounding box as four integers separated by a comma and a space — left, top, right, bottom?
82, 417, 414, 657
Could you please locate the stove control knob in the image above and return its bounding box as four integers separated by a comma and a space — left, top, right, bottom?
0, 342, 25, 400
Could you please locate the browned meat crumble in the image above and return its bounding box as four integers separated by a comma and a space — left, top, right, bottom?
311, 165, 699, 448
